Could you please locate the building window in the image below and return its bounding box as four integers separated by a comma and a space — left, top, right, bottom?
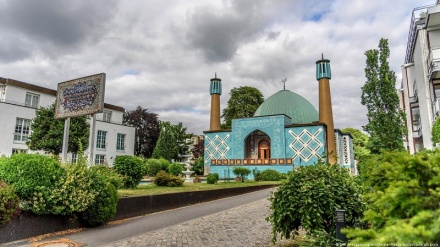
14, 118, 31, 141
12, 148, 27, 154
103, 110, 112, 122
25, 93, 39, 108
117, 133, 125, 151
95, 154, 106, 164
96, 130, 107, 149
0, 85, 5, 102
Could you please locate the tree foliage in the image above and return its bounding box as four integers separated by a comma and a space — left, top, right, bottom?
267, 163, 365, 244
342, 127, 370, 160
113, 155, 145, 189
361, 38, 406, 154
27, 102, 89, 155
171, 122, 193, 159
232, 167, 251, 182
123, 106, 160, 158
346, 150, 440, 244
152, 122, 178, 161
191, 136, 204, 159
221, 86, 264, 129
432, 117, 440, 145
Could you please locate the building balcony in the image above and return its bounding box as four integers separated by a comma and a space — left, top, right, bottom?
427, 46, 440, 79
433, 98, 440, 121
412, 119, 422, 138
426, 4, 440, 28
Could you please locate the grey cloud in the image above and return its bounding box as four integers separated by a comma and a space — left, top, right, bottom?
0, 0, 117, 55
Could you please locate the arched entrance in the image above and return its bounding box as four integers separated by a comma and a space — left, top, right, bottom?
258, 139, 271, 159
244, 130, 271, 159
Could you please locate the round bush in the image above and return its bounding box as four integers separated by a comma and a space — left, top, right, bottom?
0, 181, 20, 225
259, 169, 282, 181
0, 154, 63, 200
79, 182, 118, 227
154, 171, 184, 187
145, 158, 169, 177
168, 162, 184, 176
206, 173, 219, 184
233, 167, 251, 182
113, 156, 145, 189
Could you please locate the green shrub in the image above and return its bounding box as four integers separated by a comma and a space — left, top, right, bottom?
207, 173, 219, 184
92, 165, 123, 189
0, 153, 63, 202
267, 162, 365, 244
0, 180, 20, 225
252, 167, 261, 181
113, 156, 145, 189
233, 167, 251, 182
259, 169, 282, 181
168, 162, 184, 176
192, 157, 204, 175
145, 158, 169, 177
153, 171, 184, 187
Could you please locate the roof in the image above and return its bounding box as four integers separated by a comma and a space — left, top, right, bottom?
0, 77, 125, 112
253, 90, 318, 124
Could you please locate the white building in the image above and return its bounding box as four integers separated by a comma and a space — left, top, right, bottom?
0, 77, 135, 166
400, 1, 440, 153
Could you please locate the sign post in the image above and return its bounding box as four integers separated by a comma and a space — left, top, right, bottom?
55, 73, 106, 165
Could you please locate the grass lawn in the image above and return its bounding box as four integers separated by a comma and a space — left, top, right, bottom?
118, 181, 280, 197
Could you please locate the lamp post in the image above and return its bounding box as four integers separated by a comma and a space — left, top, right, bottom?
335, 209, 347, 245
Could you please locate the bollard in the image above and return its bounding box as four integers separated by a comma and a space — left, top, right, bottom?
335, 209, 347, 245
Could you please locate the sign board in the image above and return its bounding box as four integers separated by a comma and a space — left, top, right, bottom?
55, 73, 106, 119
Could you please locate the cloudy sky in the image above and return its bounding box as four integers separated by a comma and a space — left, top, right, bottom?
0, 0, 434, 135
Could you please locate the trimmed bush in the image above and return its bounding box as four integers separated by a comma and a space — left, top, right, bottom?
233, 167, 251, 182
145, 158, 169, 177
0, 153, 63, 203
113, 156, 145, 189
259, 169, 282, 181
154, 171, 184, 187
207, 173, 219, 184
192, 157, 204, 175
0, 180, 20, 225
168, 162, 184, 176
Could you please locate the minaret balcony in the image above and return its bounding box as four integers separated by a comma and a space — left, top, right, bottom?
427, 45, 440, 79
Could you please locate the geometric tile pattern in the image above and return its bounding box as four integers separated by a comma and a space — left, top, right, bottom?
205, 134, 230, 163
342, 136, 349, 165
288, 128, 324, 162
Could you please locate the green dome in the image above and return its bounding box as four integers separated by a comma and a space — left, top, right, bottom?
254, 90, 318, 124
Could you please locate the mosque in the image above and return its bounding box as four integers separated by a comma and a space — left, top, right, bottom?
203, 57, 356, 178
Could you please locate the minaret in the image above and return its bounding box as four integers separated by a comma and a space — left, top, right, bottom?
209, 74, 222, 131
316, 55, 336, 164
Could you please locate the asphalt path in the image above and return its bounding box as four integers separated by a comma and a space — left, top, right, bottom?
6, 187, 275, 247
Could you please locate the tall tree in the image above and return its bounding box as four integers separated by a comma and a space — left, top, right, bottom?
191, 136, 204, 159
152, 121, 178, 161
27, 102, 89, 155
342, 127, 371, 160
221, 86, 264, 129
123, 106, 160, 158
361, 38, 406, 154
170, 122, 193, 159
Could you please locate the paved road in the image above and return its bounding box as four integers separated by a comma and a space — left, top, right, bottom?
6, 187, 290, 247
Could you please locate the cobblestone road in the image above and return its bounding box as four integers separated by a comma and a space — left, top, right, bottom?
101, 198, 289, 247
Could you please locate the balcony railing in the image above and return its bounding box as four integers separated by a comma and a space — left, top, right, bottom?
427, 46, 440, 79
413, 118, 422, 138
405, 5, 433, 64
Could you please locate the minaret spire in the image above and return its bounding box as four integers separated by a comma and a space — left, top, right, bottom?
209, 74, 222, 131
282, 78, 287, 90
316, 55, 336, 164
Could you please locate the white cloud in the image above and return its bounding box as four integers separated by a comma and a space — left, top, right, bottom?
0, 0, 434, 134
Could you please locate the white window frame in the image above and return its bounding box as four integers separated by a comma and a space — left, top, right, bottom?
117, 133, 125, 151
103, 110, 112, 122
14, 118, 31, 142
95, 154, 106, 164
71, 153, 78, 164
96, 130, 107, 149
25, 92, 39, 108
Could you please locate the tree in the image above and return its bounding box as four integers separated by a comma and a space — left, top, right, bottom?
361, 38, 406, 154
267, 162, 365, 245
27, 102, 89, 155
232, 167, 251, 182
432, 117, 440, 145
152, 121, 178, 161
221, 86, 264, 129
342, 127, 371, 160
170, 122, 193, 159
191, 136, 204, 159
123, 106, 160, 158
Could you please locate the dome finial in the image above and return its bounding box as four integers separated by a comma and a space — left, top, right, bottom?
281, 78, 287, 90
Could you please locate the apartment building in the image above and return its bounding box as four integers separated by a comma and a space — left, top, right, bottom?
400, 1, 440, 153
0, 77, 135, 166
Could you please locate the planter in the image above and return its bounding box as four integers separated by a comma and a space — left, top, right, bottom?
193, 178, 201, 183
